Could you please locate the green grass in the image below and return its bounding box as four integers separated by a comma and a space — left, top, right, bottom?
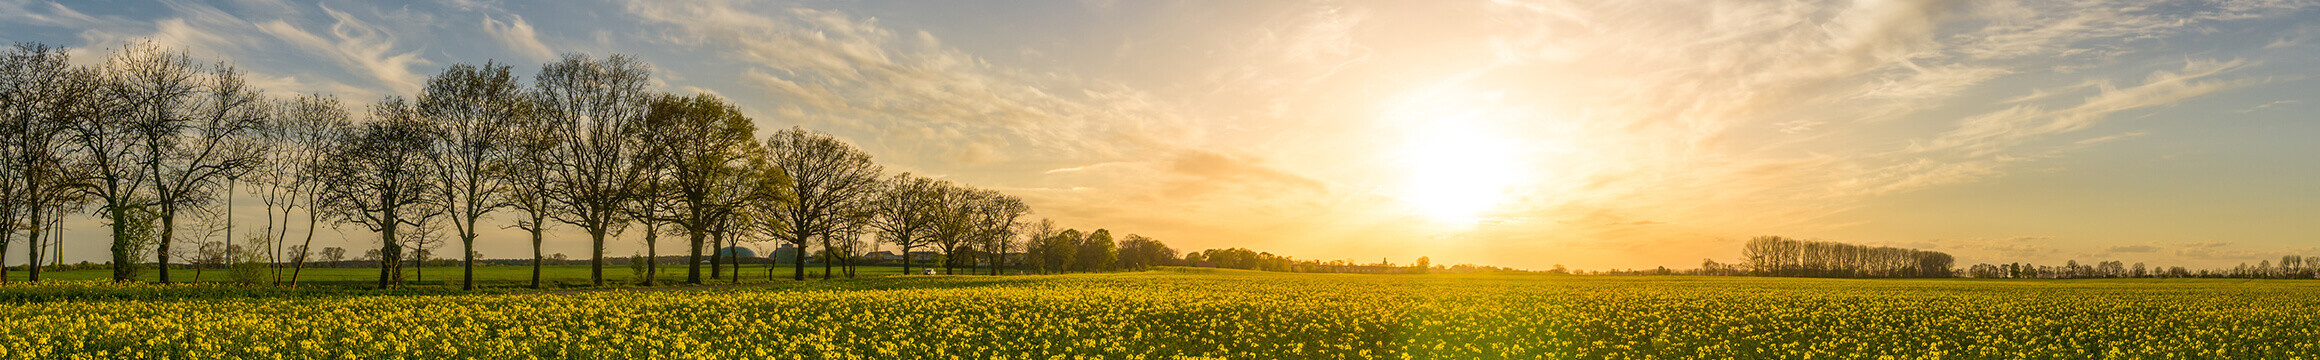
2, 263, 995, 289
6, 268, 2319, 359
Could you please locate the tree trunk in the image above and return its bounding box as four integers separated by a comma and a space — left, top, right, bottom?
110, 206, 133, 281
158, 210, 175, 283
590, 227, 605, 287
461, 230, 476, 291
529, 227, 543, 289
821, 235, 833, 280
291, 208, 320, 287
643, 224, 659, 286
791, 235, 807, 281
900, 244, 912, 276
708, 230, 723, 282
1, 232, 11, 284
687, 228, 705, 284
378, 219, 399, 289
27, 208, 44, 282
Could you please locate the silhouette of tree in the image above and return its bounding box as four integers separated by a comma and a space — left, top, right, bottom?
1116, 234, 1177, 270
971, 190, 1028, 276
0, 42, 88, 283
265, 94, 349, 286
533, 53, 651, 287
870, 174, 942, 276
310, 97, 440, 289
417, 61, 525, 290
100, 41, 272, 284
762, 127, 882, 281
1078, 229, 1117, 272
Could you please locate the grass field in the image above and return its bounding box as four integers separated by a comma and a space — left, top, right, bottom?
2, 264, 976, 289
5, 268, 2319, 359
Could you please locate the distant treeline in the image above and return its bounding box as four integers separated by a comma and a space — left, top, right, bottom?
1965, 255, 2320, 279
1740, 236, 1955, 278
1180, 248, 1526, 274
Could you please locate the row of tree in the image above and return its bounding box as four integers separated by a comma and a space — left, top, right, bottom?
1740, 236, 1956, 278
1964, 255, 2320, 279
0, 40, 1187, 289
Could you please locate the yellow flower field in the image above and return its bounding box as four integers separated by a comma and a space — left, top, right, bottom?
4, 269, 2318, 359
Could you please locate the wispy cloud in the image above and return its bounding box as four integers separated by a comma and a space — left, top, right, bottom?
256, 4, 429, 95
482, 13, 553, 62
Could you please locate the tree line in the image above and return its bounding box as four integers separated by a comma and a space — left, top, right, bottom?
1740, 236, 1956, 278
1965, 255, 2320, 279
0, 40, 1199, 289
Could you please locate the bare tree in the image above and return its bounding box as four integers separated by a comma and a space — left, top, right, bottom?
119, 43, 271, 283
925, 182, 985, 275
500, 94, 558, 289
417, 61, 524, 291
762, 127, 882, 281
533, 53, 651, 287
870, 174, 942, 276
71, 42, 172, 281
264, 94, 349, 286
318, 246, 346, 268
1018, 219, 1058, 274
0, 43, 89, 283
972, 190, 1028, 275
310, 97, 440, 289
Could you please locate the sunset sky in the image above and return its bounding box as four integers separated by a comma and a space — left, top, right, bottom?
5, 0, 2317, 270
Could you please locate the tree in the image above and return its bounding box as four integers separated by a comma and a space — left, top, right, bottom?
1018, 219, 1058, 274
1033, 229, 1082, 274
132, 49, 271, 284
500, 92, 558, 289
310, 97, 440, 289
762, 127, 883, 281
1077, 229, 1117, 272
645, 93, 761, 285
711, 150, 787, 283
925, 182, 977, 275
870, 174, 943, 276
319, 246, 346, 268
1116, 234, 1177, 270
71, 42, 169, 281
0, 42, 88, 283
970, 190, 1028, 275
417, 61, 525, 290
264, 94, 349, 286
534, 53, 651, 287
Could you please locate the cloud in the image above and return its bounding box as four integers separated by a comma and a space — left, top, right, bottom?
482, 14, 553, 61
255, 4, 430, 95
2107, 245, 2160, 253
1162, 150, 1327, 201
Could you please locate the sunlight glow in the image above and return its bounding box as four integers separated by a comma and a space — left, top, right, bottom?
1385, 81, 1533, 225
1400, 122, 1524, 223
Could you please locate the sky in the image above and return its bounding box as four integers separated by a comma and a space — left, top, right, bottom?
4, 0, 2318, 271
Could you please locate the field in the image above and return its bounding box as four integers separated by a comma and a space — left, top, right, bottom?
3, 264, 950, 289
5, 268, 2320, 359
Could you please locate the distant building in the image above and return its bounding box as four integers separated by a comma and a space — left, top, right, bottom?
908, 251, 938, 262
771, 244, 800, 264
714, 246, 756, 259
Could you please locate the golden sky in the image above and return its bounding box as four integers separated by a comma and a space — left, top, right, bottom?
7, 0, 2319, 270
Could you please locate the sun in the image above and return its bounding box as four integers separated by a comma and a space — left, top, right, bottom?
1397, 120, 1524, 223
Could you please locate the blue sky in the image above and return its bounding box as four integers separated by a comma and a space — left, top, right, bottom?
5, 0, 2319, 270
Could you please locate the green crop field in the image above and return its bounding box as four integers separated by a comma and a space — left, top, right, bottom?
5, 268, 2318, 359
3, 264, 963, 289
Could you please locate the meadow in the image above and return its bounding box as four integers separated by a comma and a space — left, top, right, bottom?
5, 268, 2319, 359
3, 264, 939, 289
